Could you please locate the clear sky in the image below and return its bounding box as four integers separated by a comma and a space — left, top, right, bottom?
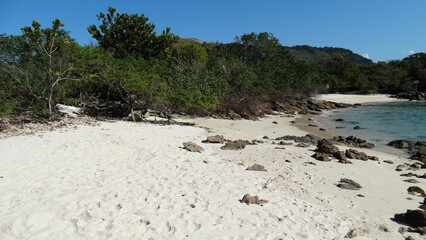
1, 0, 425, 62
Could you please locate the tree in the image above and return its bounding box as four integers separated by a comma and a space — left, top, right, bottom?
88, 7, 178, 59
20, 19, 78, 115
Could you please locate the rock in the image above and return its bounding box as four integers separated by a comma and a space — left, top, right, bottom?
404, 179, 420, 183
337, 178, 362, 190
408, 226, 426, 235
319, 128, 326, 131
308, 124, 318, 127
263, 136, 269, 139
296, 143, 310, 148
228, 111, 242, 120
368, 156, 379, 161
378, 224, 390, 232
420, 204, 426, 210
56, 104, 83, 118
336, 126, 346, 129
334, 136, 374, 148
304, 161, 317, 166
408, 186, 426, 197
221, 140, 247, 150
335, 118, 345, 122
411, 148, 426, 163
277, 141, 292, 146
333, 151, 352, 164
312, 152, 330, 161
272, 121, 278, 124
383, 160, 394, 164
344, 226, 371, 238
405, 236, 414, 240
316, 138, 339, 154
202, 135, 225, 144
353, 125, 362, 129
246, 164, 267, 172
388, 140, 412, 149
345, 149, 369, 161
396, 164, 409, 172
394, 209, 426, 227
275, 134, 320, 145
240, 194, 269, 205
357, 194, 365, 197
183, 142, 203, 153
399, 227, 407, 233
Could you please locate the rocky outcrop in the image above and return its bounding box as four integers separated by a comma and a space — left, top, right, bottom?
316, 139, 339, 154
271, 99, 352, 115
408, 186, 426, 197
275, 134, 320, 145
388, 140, 412, 149
393, 92, 426, 101
333, 151, 352, 164
334, 136, 374, 148
345, 149, 369, 161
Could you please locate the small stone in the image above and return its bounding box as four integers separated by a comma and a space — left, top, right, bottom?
405, 236, 414, 240
357, 194, 365, 197
345, 226, 371, 238
246, 164, 267, 172
319, 128, 326, 131
312, 152, 330, 161
399, 227, 407, 233
240, 194, 269, 205
354, 125, 362, 129
335, 118, 345, 122
383, 160, 394, 164
191, 204, 196, 208
202, 135, 225, 144
378, 224, 390, 232
263, 136, 269, 139
221, 140, 247, 150
304, 161, 317, 166
404, 179, 420, 183
308, 124, 318, 127
183, 142, 203, 153
272, 121, 278, 124
368, 156, 379, 161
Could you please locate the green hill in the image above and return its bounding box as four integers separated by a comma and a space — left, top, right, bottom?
287, 45, 373, 64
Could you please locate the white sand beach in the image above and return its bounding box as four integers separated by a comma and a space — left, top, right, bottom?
0, 94, 423, 240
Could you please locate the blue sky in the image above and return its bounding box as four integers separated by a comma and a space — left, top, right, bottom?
1, 0, 425, 62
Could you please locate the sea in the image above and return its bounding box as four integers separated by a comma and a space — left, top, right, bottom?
315, 101, 426, 155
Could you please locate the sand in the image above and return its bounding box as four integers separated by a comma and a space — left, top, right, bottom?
0, 95, 423, 240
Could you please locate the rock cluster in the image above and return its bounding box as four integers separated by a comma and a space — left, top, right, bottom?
388, 140, 426, 164
393, 92, 426, 101
275, 134, 320, 145
333, 136, 375, 148
272, 99, 352, 115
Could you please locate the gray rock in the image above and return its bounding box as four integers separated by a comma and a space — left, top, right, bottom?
317, 138, 339, 154
345, 149, 369, 161
312, 152, 330, 161
388, 140, 412, 149
404, 179, 420, 183
221, 140, 247, 150
337, 178, 362, 190
246, 164, 267, 172
202, 135, 225, 144
183, 142, 203, 153
396, 164, 409, 172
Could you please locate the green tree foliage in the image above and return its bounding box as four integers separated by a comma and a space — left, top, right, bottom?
88, 7, 178, 59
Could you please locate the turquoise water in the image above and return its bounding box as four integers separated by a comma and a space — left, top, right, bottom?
316, 101, 426, 151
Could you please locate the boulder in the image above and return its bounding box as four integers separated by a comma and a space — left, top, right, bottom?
408, 186, 426, 197
388, 140, 412, 149
202, 135, 225, 144
312, 152, 330, 161
394, 209, 426, 227
334, 136, 374, 148
333, 151, 352, 164
182, 142, 203, 153
337, 178, 362, 190
246, 164, 267, 172
411, 148, 426, 163
240, 194, 269, 205
345, 149, 369, 161
275, 134, 320, 145
317, 139, 339, 154
221, 140, 247, 150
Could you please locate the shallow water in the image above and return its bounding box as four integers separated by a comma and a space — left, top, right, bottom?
315, 101, 426, 155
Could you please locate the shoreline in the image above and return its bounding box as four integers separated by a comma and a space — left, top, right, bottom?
0, 94, 424, 239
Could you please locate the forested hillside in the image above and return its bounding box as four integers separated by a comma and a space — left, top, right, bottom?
0, 7, 425, 119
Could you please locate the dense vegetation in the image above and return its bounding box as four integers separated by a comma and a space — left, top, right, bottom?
1, 7, 425, 118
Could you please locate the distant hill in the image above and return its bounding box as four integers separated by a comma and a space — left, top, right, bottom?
179, 38, 372, 64
178, 38, 205, 45
286, 45, 373, 64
